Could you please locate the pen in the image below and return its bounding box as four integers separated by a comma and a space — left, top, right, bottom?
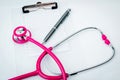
43, 9, 71, 43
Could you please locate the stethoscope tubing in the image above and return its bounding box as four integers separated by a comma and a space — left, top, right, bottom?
45, 27, 115, 76
10, 26, 115, 80
28, 36, 68, 80
10, 26, 68, 80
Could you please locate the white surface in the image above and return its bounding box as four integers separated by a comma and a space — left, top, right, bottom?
0, 0, 120, 80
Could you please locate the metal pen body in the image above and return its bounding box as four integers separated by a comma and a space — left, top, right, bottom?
43, 9, 71, 43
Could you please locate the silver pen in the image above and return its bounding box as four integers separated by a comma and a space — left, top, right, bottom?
43, 9, 71, 43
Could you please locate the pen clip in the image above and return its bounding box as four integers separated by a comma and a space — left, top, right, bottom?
22, 2, 58, 13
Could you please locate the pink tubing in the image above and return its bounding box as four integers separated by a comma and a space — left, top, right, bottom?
36, 47, 68, 80
9, 71, 38, 80
9, 47, 68, 80
27, 37, 68, 80
10, 26, 68, 80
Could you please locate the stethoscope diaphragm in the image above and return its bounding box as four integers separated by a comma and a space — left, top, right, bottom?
12, 26, 31, 44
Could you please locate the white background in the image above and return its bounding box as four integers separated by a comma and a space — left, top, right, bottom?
0, 0, 120, 80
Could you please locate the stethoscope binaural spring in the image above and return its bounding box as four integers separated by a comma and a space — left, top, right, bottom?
9, 26, 115, 80
47, 27, 115, 76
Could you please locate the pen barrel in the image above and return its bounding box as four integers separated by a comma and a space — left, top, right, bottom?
43, 9, 71, 43
44, 28, 56, 42
54, 9, 71, 29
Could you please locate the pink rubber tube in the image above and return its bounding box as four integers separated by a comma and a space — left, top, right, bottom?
27, 37, 68, 80
36, 47, 68, 80
10, 26, 68, 80
9, 47, 68, 80
9, 37, 68, 80
9, 71, 38, 80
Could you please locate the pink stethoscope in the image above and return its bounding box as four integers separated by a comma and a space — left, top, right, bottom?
9, 26, 115, 80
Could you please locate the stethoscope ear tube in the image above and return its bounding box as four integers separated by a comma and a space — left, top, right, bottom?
50, 27, 115, 76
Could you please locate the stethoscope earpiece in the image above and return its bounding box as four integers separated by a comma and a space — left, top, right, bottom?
12, 26, 31, 44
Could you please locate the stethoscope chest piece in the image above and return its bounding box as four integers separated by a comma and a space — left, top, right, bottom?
12, 26, 31, 44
